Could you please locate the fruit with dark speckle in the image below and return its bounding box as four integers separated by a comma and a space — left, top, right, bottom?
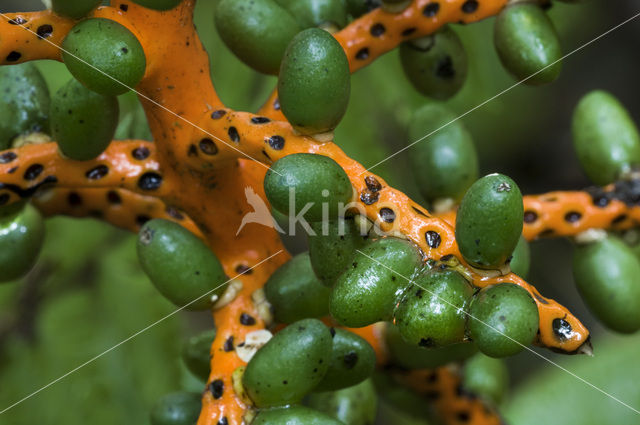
275, 0, 348, 30
181, 328, 216, 382
462, 353, 509, 405
0, 203, 45, 283
252, 405, 344, 424
149, 391, 201, 425
307, 379, 377, 425
52, 0, 101, 19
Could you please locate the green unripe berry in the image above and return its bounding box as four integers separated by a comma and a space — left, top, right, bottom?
345, 0, 381, 18
572, 90, 640, 185
243, 318, 333, 407
0, 63, 50, 149
400, 26, 468, 100
51, 78, 119, 160
132, 0, 182, 11
150, 392, 201, 425
330, 237, 422, 327
308, 218, 368, 286
462, 353, 509, 405
181, 329, 216, 382
572, 236, 640, 333
468, 283, 539, 358
0, 203, 45, 283
278, 28, 351, 135
136, 219, 228, 310
264, 252, 331, 323
407, 103, 478, 203
52, 0, 101, 19
509, 236, 530, 279
307, 379, 377, 425
315, 328, 376, 392
394, 269, 474, 348
456, 174, 524, 270
275, 0, 348, 30
494, 4, 562, 85
62, 18, 146, 96
215, 0, 301, 75
252, 406, 344, 425
264, 153, 352, 222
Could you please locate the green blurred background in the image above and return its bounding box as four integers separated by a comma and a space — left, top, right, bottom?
1, 1, 640, 424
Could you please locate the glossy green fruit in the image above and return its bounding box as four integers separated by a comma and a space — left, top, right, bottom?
385, 324, 477, 369
462, 353, 509, 405
407, 103, 478, 203
137, 219, 228, 310
181, 329, 216, 382
345, 0, 381, 17
51, 78, 119, 160
278, 28, 351, 135
394, 269, 474, 348
330, 238, 422, 327
308, 218, 368, 286
0, 203, 45, 283
150, 392, 201, 425
132, 0, 182, 11
264, 252, 331, 323
315, 328, 376, 392
456, 174, 523, 269
572, 90, 640, 185
509, 236, 530, 278
572, 236, 640, 333
252, 406, 344, 425
494, 4, 562, 85
215, 0, 301, 75
52, 0, 101, 19
0, 63, 50, 149
400, 26, 468, 100
264, 153, 352, 222
468, 283, 539, 358
243, 319, 333, 407
62, 18, 146, 95
275, 0, 348, 30
307, 379, 377, 425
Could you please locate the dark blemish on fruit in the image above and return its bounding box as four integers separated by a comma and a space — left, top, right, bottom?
199, 138, 218, 155
228, 126, 240, 142
8, 17, 27, 25
423, 3, 440, 17
251, 116, 270, 124
188, 144, 198, 157
425, 230, 441, 248
217, 418, 228, 425
523, 210, 538, 223
267, 135, 285, 150
365, 176, 382, 192
343, 352, 358, 369
552, 318, 572, 341
0, 152, 17, 164
36, 24, 53, 39
435, 56, 455, 79
223, 336, 234, 352
235, 264, 252, 275
379, 207, 395, 223
240, 313, 256, 326
419, 338, 435, 348
355, 48, 369, 60
461, 0, 479, 13
329, 327, 336, 337
120, 4, 129, 11
107, 190, 121, 204
138, 172, 163, 191
497, 182, 511, 192
23, 164, 43, 181
6, 51, 21, 62
211, 110, 226, 119
370, 23, 385, 37
564, 211, 581, 223
86, 165, 109, 180
132, 146, 150, 160
67, 191, 82, 206
209, 379, 224, 399
360, 190, 379, 205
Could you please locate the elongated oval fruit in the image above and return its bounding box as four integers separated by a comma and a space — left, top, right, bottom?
456, 174, 523, 270
51, 78, 119, 160
252, 405, 344, 425
330, 237, 423, 327
264, 153, 352, 222
307, 379, 377, 425
400, 26, 468, 100
494, 4, 562, 85
181, 328, 216, 382
264, 252, 331, 323
572, 236, 640, 333
407, 103, 478, 203
0, 203, 45, 283
308, 217, 368, 286
385, 323, 477, 369
509, 236, 530, 278
62, 18, 146, 95
314, 328, 376, 392
132, 0, 182, 10
52, 0, 101, 19
468, 283, 539, 358
136, 219, 228, 310
150, 392, 201, 425
462, 353, 509, 405
0, 63, 50, 149
394, 268, 474, 348
278, 28, 351, 135
243, 318, 333, 407
215, 0, 301, 75
275, 0, 348, 30
572, 90, 640, 185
